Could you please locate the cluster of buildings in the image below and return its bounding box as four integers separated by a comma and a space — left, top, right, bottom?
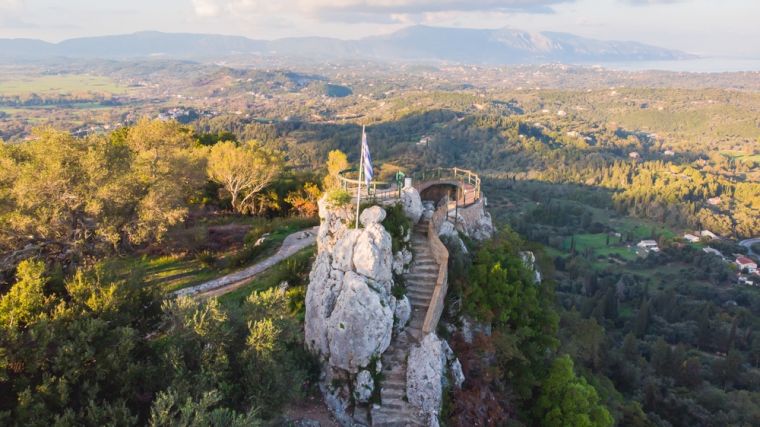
639, 230, 759, 286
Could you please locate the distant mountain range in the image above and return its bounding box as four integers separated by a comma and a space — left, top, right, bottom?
0, 26, 693, 64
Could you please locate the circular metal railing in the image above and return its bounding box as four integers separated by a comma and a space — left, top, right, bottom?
336, 166, 482, 205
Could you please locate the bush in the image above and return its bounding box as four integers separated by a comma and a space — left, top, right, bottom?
382, 203, 412, 253
194, 250, 216, 269
326, 189, 352, 207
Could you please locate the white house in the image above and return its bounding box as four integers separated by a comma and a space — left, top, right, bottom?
637, 240, 660, 252
684, 233, 700, 243
736, 256, 758, 274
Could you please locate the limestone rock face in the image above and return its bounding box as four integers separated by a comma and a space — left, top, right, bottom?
394, 295, 412, 333
401, 186, 423, 224
327, 272, 394, 372
353, 223, 393, 283
460, 316, 492, 344
422, 201, 435, 221
360, 205, 386, 226
331, 229, 360, 272
392, 247, 413, 275
316, 197, 354, 252
354, 370, 375, 403
470, 210, 493, 241
450, 359, 465, 388
307, 199, 406, 423
520, 250, 542, 284
305, 252, 344, 357
407, 334, 445, 416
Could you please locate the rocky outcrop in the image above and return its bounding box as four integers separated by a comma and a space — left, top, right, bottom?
401, 186, 423, 224
406, 334, 465, 423
306, 197, 416, 425
327, 271, 394, 371
407, 334, 445, 416
354, 370, 375, 403
392, 247, 413, 275
520, 250, 542, 284
394, 295, 412, 333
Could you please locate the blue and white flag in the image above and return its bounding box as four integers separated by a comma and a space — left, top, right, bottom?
361, 128, 373, 185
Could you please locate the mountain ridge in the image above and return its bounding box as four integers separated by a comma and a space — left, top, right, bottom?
0, 25, 694, 63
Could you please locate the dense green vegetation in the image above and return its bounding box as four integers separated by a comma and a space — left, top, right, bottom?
0, 119, 323, 426
1, 61, 758, 426
483, 178, 760, 426
0, 256, 316, 425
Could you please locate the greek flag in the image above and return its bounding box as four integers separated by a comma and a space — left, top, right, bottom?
361, 128, 373, 185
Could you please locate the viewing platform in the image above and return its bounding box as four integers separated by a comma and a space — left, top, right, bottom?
337, 166, 482, 210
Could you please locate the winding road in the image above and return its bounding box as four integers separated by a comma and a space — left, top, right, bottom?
740, 237, 760, 259
172, 226, 318, 299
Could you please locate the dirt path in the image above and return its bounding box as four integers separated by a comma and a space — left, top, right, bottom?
172, 226, 318, 299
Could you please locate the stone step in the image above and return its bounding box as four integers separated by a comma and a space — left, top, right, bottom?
408, 295, 430, 305
406, 277, 436, 285
383, 378, 406, 388
410, 265, 438, 273
381, 391, 406, 401
412, 261, 437, 268
407, 289, 433, 298
405, 274, 438, 283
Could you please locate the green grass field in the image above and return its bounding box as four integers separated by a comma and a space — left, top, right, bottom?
721, 151, 760, 164
0, 74, 128, 96
219, 246, 315, 307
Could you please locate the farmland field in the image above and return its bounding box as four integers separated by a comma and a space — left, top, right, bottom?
0, 74, 128, 96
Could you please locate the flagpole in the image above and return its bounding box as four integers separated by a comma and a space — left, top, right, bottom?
355, 125, 365, 228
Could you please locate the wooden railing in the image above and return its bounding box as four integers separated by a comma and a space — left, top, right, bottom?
421, 201, 450, 335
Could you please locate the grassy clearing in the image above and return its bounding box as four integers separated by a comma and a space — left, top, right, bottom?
106, 216, 317, 294
107, 254, 219, 293
0, 74, 128, 96
219, 246, 315, 307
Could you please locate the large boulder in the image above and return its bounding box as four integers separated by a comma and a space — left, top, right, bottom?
360, 205, 386, 226
470, 210, 493, 241
327, 272, 394, 372
401, 187, 423, 224
407, 334, 445, 415
392, 247, 413, 275
353, 370, 375, 403
353, 223, 393, 283
394, 295, 412, 333
304, 252, 345, 357
332, 229, 360, 272
317, 196, 354, 252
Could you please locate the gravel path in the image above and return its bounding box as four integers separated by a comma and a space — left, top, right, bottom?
172, 226, 318, 299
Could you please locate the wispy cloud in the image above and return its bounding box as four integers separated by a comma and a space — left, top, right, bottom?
622, 0, 686, 5
191, 0, 573, 21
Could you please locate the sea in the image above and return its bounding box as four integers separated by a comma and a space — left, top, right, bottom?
598, 58, 760, 73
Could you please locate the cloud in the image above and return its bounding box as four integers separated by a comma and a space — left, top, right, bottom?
191, 0, 573, 22
622, 0, 686, 4
192, 0, 222, 17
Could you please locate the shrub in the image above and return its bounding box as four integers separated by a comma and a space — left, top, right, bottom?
382, 203, 412, 253
194, 250, 216, 269
326, 189, 352, 207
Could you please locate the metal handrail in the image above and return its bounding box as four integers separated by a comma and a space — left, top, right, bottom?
411, 167, 481, 202
336, 168, 400, 201
336, 166, 482, 204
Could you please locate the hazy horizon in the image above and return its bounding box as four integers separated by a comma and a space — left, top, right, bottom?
1, 0, 759, 59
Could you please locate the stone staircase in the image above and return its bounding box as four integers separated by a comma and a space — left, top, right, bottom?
371, 219, 438, 426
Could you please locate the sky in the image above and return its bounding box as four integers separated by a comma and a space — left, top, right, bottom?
1, 0, 758, 58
